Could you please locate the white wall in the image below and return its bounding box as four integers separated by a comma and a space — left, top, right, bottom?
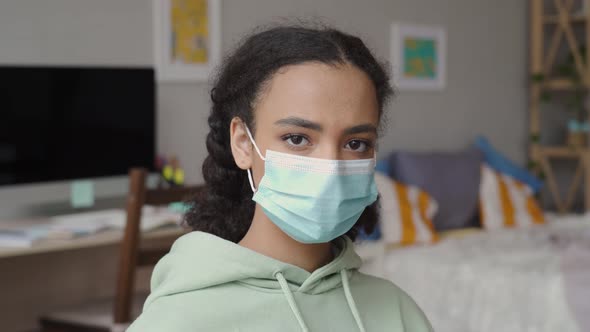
0, 0, 528, 218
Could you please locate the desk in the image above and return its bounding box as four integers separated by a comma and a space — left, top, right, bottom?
0, 223, 185, 332
0, 226, 185, 259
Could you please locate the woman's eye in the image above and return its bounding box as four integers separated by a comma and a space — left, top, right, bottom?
283, 134, 309, 147
345, 140, 369, 152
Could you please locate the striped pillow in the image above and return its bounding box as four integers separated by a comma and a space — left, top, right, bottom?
479, 164, 544, 229
375, 172, 439, 246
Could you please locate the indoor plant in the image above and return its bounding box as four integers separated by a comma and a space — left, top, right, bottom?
532, 47, 589, 147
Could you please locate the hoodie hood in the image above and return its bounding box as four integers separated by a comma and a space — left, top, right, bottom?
144, 231, 362, 309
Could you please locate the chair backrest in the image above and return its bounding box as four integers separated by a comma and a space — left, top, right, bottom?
113, 167, 204, 323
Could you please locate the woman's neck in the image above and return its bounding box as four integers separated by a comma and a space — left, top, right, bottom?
238, 206, 333, 273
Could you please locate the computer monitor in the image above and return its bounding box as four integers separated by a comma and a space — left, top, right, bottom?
0, 66, 156, 186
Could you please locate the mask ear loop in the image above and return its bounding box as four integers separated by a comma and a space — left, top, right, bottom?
244, 125, 266, 193
373, 151, 377, 168
247, 169, 257, 193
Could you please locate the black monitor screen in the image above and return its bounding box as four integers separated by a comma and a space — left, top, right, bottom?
0, 66, 155, 186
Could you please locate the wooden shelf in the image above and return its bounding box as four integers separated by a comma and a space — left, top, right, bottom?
534, 145, 590, 213
543, 14, 587, 24
537, 145, 590, 158
531, 1, 590, 213
542, 78, 587, 90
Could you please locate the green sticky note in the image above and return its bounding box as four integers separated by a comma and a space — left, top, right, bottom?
168, 202, 192, 214
71, 180, 95, 208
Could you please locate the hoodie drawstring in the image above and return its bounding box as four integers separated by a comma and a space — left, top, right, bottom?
275, 272, 310, 332
275, 271, 366, 332
340, 269, 367, 332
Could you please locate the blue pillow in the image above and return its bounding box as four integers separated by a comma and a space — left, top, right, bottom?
356, 167, 387, 242
376, 158, 390, 176
357, 222, 382, 241
474, 136, 543, 193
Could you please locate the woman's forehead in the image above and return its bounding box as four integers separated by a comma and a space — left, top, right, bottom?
254, 62, 379, 128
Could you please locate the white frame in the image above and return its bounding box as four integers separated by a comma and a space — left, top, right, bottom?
391, 23, 446, 91
153, 0, 221, 82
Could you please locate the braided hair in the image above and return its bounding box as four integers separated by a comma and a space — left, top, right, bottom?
184, 25, 394, 243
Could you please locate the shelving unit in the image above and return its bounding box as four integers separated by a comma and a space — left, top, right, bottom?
529, 0, 590, 213
543, 13, 587, 24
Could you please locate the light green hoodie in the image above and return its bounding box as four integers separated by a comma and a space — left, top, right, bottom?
128, 231, 432, 332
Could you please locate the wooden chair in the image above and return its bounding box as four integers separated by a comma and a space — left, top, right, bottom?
39, 168, 203, 332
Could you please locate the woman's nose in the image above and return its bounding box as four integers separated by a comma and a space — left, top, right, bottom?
314, 144, 341, 160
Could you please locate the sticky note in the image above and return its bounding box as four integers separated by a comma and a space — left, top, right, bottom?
71, 180, 95, 208
168, 202, 191, 214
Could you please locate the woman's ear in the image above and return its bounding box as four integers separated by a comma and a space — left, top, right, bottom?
230, 117, 253, 170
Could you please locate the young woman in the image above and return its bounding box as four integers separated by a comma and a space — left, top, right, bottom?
129, 25, 432, 332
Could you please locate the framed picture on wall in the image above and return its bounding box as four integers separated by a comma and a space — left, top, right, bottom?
390, 23, 446, 90
153, 0, 221, 82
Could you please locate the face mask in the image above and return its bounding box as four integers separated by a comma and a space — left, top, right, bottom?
244, 126, 378, 244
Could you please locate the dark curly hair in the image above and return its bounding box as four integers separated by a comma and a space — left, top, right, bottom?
184, 24, 394, 243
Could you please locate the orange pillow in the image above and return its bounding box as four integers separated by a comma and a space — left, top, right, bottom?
375, 173, 439, 246
479, 164, 544, 229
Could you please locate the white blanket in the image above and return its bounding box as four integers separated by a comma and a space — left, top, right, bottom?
363, 214, 590, 332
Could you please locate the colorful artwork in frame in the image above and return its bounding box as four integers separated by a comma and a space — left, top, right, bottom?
153, 0, 221, 82
391, 23, 446, 90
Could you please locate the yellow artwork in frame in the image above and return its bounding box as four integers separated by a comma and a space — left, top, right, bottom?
171, 0, 209, 64
154, 0, 221, 82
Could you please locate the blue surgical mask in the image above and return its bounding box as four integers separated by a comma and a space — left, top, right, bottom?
245, 126, 378, 244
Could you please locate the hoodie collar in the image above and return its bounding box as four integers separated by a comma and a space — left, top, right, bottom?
238, 234, 362, 294
146, 231, 362, 309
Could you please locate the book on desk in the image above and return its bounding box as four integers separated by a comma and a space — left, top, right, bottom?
0, 206, 184, 248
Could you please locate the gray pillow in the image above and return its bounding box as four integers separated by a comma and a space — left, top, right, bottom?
388, 149, 483, 231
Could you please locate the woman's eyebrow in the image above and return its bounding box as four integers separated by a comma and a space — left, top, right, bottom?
343, 124, 377, 135
274, 117, 323, 132
274, 118, 376, 135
